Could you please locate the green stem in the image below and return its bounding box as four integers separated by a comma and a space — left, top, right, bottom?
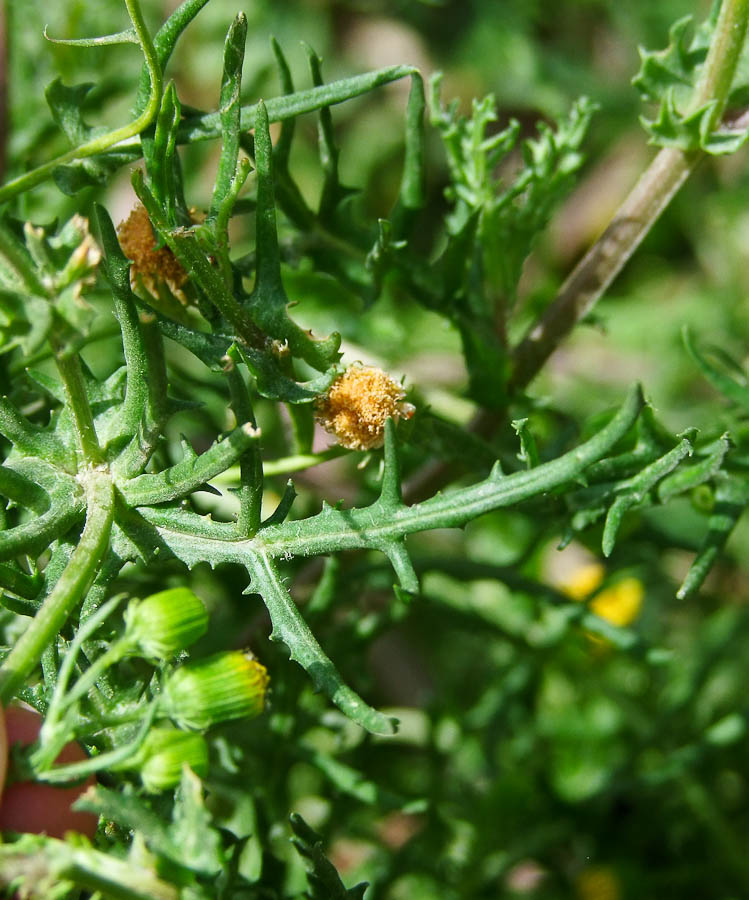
38, 702, 157, 783
212, 447, 347, 482
32, 594, 127, 771
142, 384, 644, 558
0, 470, 114, 704
1, 63, 414, 204
214, 157, 252, 284
0, 836, 178, 900
53, 341, 103, 464
226, 358, 263, 536
693, 0, 749, 118
510, 0, 749, 391
0, 0, 162, 205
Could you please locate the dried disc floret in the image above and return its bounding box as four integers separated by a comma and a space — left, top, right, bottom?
316, 365, 414, 450
117, 203, 187, 299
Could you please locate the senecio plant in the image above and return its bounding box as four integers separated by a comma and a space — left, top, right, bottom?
2, 0, 749, 896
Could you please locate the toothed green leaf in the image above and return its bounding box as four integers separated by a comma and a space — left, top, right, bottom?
248, 101, 342, 371
210, 13, 247, 218
602, 435, 694, 556
677, 475, 749, 598
633, 3, 749, 152
290, 813, 369, 900
120, 423, 260, 507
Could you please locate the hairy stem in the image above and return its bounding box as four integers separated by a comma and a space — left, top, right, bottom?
141, 385, 643, 560
510, 0, 749, 391
0, 470, 113, 704
53, 343, 103, 465
226, 361, 263, 536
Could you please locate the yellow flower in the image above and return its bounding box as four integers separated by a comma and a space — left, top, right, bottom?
560, 564, 644, 628
589, 578, 643, 627
560, 562, 605, 601
316, 365, 414, 451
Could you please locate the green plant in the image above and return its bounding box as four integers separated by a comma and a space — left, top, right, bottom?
1, 0, 749, 897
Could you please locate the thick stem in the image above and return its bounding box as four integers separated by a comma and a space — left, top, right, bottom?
510, 147, 694, 390
0, 470, 113, 704
510, 0, 749, 391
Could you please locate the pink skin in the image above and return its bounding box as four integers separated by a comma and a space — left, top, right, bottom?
0, 705, 98, 839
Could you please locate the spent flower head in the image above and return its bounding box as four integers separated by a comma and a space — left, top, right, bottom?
117, 203, 187, 299
316, 365, 414, 451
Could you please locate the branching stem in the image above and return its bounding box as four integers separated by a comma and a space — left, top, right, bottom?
510, 0, 749, 391
0, 470, 113, 704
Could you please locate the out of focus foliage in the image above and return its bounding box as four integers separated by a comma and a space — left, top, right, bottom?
2, 1, 749, 899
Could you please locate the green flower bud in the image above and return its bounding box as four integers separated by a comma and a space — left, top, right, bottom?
137, 728, 209, 793
161, 651, 269, 731
124, 588, 209, 660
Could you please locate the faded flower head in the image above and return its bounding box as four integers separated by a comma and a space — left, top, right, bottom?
117, 203, 187, 298
39, 214, 101, 296
316, 365, 414, 450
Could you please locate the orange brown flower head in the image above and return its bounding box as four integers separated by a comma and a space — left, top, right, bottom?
316, 365, 414, 450
117, 203, 187, 298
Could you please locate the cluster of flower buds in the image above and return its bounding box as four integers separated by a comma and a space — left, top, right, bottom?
118, 590, 269, 792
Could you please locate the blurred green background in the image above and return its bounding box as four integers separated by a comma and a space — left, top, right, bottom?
5, 1, 749, 898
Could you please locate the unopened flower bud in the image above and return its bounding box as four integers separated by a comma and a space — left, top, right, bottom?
161, 651, 269, 731
137, 728, 209, 793
124, 588, 209, 660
